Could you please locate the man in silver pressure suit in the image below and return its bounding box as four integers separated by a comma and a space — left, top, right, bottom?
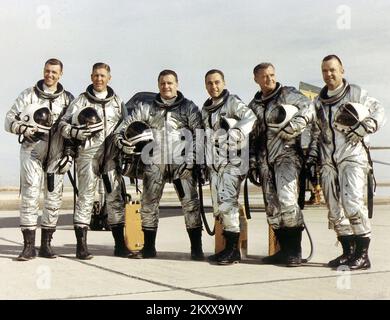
59, 62, 130, 260
307, 55, 385, 270
114, 69, 204, 260
203, 69, 256, 265
248, 62, 314, 267
5, 58, 74, 261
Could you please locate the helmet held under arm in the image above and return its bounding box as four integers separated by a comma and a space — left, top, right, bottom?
266, 104, 299, 130
18, 103, 53, 141
123, 120, 154, 155
71, 106, 103, 134
334, 102, 369, 133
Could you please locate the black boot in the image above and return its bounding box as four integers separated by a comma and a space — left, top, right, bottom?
328, 235, 355, 268
139, 229, 157, 259
111, 225, 133, 258
217, 231, 241, 265
38, 229, 57, 258
262, 228, 287, 264
348, 236, 371, 270
74, 226, 93, 260
208, 251, 224, 262
187, 227, 205, 261
17, 229, 36, 261
207, 230, 227, 262
285, 227, 303, 267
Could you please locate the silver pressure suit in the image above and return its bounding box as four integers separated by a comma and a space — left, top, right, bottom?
202, 90, 256, 233
115, 91, 202, 231
59, 85, 126, 227
4, 80, 74, 230
308, 80, 385, 237
248, 83, 314, 229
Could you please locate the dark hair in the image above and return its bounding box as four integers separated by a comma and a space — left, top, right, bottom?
205, 69, 225, 81
253, 62, 274, 75
92, 62, 111, 73
45, 58, 63, 71
158, 69, 178, 82
322, 55, 343, 67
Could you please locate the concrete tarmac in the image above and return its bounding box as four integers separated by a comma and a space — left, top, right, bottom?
1, 186, 390, 301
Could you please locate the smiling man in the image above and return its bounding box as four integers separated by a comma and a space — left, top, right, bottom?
59, 63, 129, 260
4, 58, 74, 261
114, 70, 204, 260
202, 69, 256, 265
321, 55, 344, 91
307, 55, 386, 270
158, 72, 177, 101
248, 62, 314, 267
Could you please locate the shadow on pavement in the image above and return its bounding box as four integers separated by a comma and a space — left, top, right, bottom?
0, 206, 200, 229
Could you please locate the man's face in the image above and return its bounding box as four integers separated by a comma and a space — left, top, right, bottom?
321, 58, 344, 90
43, 64, 62, 88
158, 74, 178, 100
254, 66, 276, 95
91, 68, 111, 92
205, 73, 225, 99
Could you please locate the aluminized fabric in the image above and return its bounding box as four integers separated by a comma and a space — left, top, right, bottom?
202, 91, 256, 232
308, 81, 385, 236
249, 84, 314, 228
59, 86, 126, 226
115, 91, 203, 230
5, 82, 73, 229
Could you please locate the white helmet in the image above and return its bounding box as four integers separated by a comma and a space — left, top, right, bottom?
334, 102, 369, 133
219, 117, 238, 131
266, 104, 299, 129
124, 121, 154, 154
71, 106, 103, 134
217, 117, 248, 151
19, 103, 52, 134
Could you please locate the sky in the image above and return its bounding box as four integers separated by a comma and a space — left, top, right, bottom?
0, 0, 389, 187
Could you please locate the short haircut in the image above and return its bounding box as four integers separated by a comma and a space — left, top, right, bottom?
45, 58, 63, 71
205, 69, 225, 81
253, 62, 274, 75
92, 62, 111, 73
322, 54, 343, 67
158, 69, 178, 82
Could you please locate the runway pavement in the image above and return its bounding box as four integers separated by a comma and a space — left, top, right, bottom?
1, 186, 389, 301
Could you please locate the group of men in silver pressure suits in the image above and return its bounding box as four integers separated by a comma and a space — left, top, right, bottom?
5, 55, 385, 271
